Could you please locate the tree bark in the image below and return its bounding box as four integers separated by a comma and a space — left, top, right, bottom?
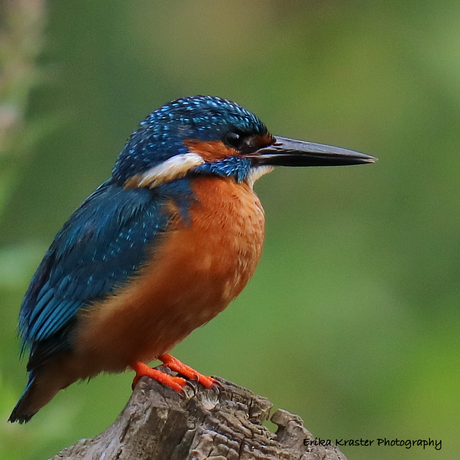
51, 371, 347, 460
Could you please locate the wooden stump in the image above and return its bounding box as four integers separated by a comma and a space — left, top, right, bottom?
51, 373, 347, 460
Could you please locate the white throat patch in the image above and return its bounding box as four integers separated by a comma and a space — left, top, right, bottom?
244, 165, 274, 189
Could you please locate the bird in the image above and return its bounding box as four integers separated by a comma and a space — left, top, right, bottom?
9, 95, 375, 423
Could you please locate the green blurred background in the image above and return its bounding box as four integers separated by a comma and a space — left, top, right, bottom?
1, 1, 459, 459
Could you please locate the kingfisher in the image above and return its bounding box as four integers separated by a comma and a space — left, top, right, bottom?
9, 96, 375, 423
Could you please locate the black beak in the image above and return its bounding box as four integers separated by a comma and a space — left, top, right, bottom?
248, 136, 376, 167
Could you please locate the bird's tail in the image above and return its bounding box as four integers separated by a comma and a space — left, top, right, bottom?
9, 370, 62, 423
9, 372, 41, 423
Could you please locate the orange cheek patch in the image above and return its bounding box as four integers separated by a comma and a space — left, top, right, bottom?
184, 139, 237, 162
184, 134, 275, 162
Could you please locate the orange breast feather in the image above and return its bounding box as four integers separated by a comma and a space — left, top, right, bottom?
73, 177, 265, 376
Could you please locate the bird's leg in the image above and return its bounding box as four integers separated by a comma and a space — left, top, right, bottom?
159, 353, 216, 389
130, 361, 186, 392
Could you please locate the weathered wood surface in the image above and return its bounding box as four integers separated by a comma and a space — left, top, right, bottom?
52, 371, 347, 460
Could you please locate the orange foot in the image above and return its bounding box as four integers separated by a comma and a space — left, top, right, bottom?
159, 353, 216, 389
130, 361, 186, 392
130, 354, 216, 392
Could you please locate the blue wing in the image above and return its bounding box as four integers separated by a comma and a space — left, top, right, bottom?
19, 179, 173, 370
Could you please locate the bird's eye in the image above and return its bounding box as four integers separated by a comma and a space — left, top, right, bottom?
224, 131, 244, 150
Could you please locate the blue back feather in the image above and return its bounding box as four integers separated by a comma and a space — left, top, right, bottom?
19, 179, 193, 369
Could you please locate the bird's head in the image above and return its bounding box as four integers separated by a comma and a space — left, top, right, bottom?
113, 95, 375, 189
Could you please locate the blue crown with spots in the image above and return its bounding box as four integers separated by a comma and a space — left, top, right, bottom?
113, 96, 268, 184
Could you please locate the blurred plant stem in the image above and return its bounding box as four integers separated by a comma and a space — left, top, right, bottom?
0, 0, 47, 216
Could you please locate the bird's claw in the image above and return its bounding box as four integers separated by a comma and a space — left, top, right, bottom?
159, 353, 217, 389
130, 361, 187, 392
